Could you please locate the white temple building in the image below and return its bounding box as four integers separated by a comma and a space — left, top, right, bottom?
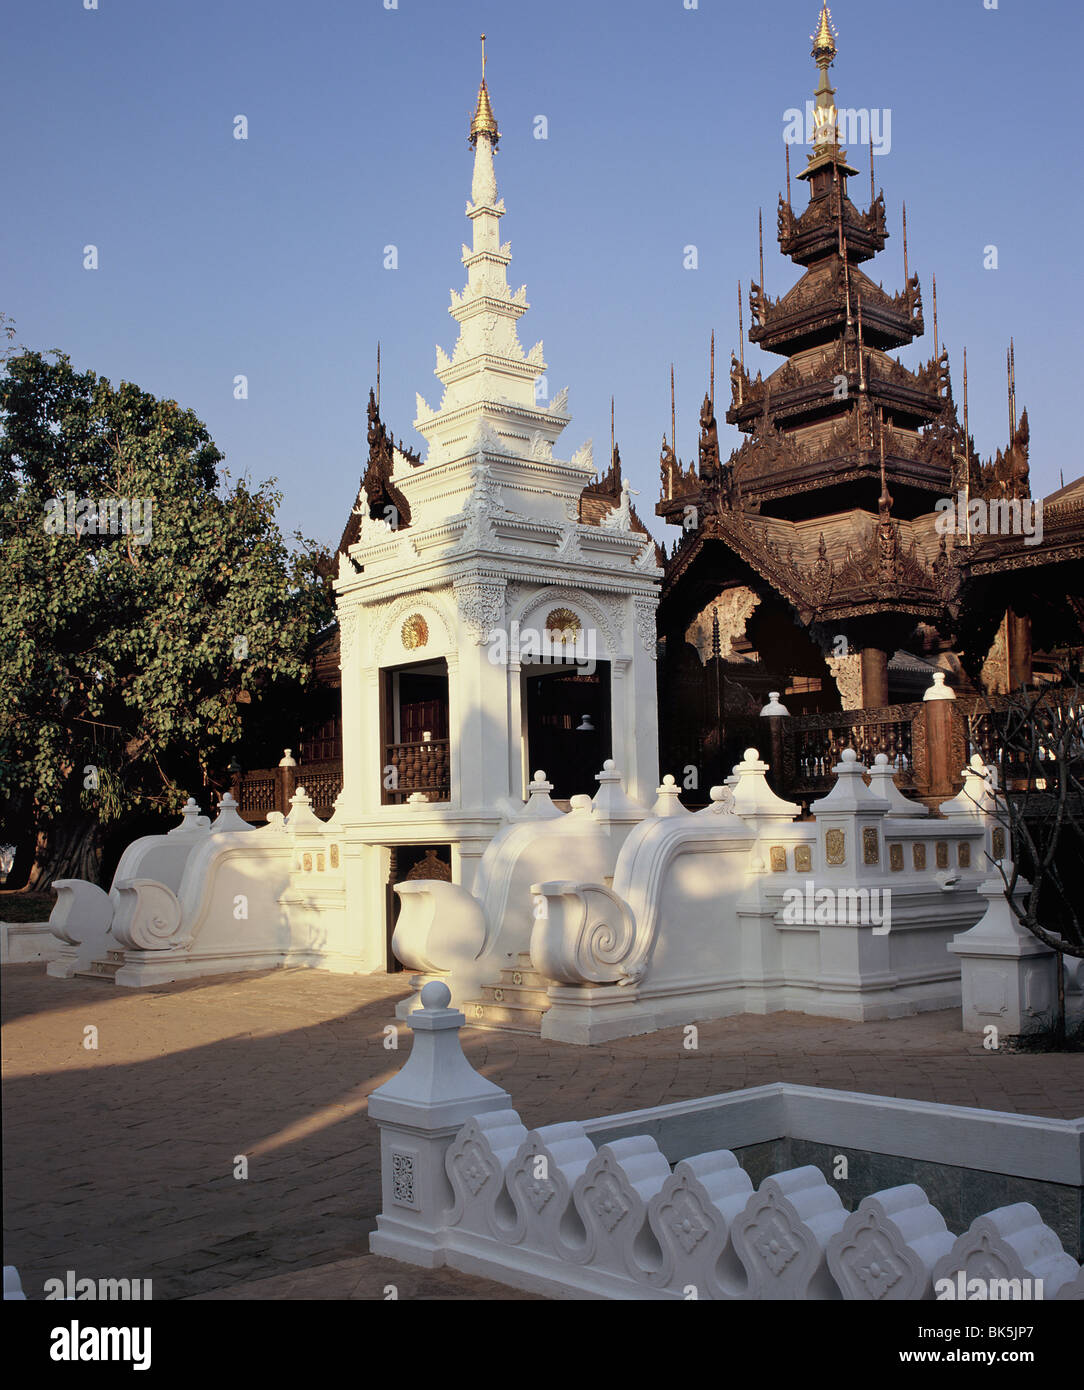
330, 56, 661, 970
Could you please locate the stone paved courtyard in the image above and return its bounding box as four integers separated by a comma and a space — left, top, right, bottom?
3, 962, 1082, 1300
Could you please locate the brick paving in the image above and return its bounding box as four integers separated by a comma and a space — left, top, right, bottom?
3, 962, 1081, 1301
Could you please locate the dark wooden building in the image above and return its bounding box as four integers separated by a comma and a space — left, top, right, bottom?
655, 5, 1083, 799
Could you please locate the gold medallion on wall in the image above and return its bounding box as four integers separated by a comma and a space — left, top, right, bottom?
401, 613, 429, 651
545, 607, 581, 635
825, 828, 846, 866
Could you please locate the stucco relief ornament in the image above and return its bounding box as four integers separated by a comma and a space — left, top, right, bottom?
528, 430, 553, 462
547, 386, 569, 416
455, 578, 506, 644
588, 1172, 629, 1232
570, 439, 593, 472
453, 462, 500, 550
337, 549, 358, 582
469, 416, 507, 461
524, 1175, 554, 1213
352, 486, 395, 545
338, 608, 360, 670
599, 478, 635, 532
752, 1212, 801, 1275
668, 1190, 711, 1253
634, 598, 658, 659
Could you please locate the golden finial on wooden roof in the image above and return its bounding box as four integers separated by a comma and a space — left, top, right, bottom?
811, 3, 837, 65
469, 34, 500, 147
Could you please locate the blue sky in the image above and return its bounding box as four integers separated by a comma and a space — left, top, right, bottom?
5, 0, 1081, 550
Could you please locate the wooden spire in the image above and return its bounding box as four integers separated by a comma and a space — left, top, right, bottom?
902, 202, 908, 283
759, 208, 765, 295
869, 133, 875, 206
710, 329, 715, 409
670, 363, 676, 458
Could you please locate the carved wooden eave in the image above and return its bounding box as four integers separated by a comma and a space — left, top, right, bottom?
778, 189, 887, 266
661, 501, 954, 632
747, 263, 919, 359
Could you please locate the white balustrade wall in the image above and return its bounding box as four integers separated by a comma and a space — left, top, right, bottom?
368, 983, 1084, 1301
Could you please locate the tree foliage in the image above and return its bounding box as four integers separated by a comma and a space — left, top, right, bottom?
0, 348, 335, 884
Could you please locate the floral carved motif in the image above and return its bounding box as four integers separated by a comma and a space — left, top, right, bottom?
634, 597, 658, 660
588, 1172, 629, 1233
391, 1152, 416, 1207
455, 579, 506, 644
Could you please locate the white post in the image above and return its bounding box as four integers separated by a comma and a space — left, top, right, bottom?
368, 981, 512, 1268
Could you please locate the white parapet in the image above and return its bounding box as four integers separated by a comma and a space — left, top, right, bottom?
369, 1000, 1084, 1299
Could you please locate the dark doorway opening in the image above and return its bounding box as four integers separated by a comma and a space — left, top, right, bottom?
381, 660, 450, 804
524, 663, 611, 801
385, 842, 452, 972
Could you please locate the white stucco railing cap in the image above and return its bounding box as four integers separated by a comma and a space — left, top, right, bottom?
367, 981, 511, 1126
809, 748, 891, 817
730, 748, 801, 821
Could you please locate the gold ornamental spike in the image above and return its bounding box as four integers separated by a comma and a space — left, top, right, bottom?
811, 3, 837, 65
469, 34, 500, 148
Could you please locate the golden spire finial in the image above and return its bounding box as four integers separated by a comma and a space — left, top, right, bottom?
811, 3, 837, 65
469, 33, 500, 148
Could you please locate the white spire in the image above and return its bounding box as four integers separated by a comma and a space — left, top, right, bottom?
411, 47, 571, 473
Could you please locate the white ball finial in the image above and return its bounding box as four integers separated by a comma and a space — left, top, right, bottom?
663, 774, 676, 786
743, 748, 759, 762
841, 748, 858, 764
603, 758, 615, 771
420, 980, 452, 1009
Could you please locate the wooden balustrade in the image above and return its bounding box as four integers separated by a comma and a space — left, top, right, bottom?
233, 760, 343, 823
382, 738, 450, 805
780, 702, 924, 803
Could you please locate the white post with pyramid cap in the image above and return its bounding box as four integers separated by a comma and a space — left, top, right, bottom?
810, 748, 890, 885
369, 980, 512, 1267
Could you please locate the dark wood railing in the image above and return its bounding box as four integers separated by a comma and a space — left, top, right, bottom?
382, 739, 450, 806
781, 702, 923, 801
233, 759, 343, 823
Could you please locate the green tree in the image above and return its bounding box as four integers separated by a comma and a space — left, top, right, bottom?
0, 349, 334, 888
